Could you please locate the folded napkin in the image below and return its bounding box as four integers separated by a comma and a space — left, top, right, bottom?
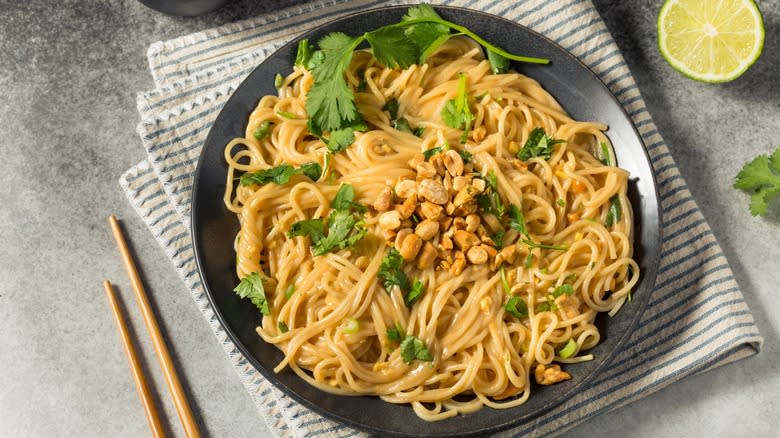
120, 0, 763, 436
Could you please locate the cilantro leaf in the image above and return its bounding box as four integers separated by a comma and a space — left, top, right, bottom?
287, 218, 325, 244
505, 296, 528, 318
458, 149, 473, 163
487, 49, 510, 74
423, 146, 444, 160
240, 164, 295, 186
393, 117, 415, 134
284, 284, 295, 299
240, 162, 320, 186
278, 321, 289, 333
552, 284, 574, 298
233, 272, 270, 315
298, 162, 322, 181
734, 146, 780, 216
378, 248, 411, 293
491, 230, 505, 249
600, 141, 612, 166
604, 195, 622, 227
508, 204, 530, 239
387, 323, 405, 342
401, 4, 451, 63
326, 127, 355, 153
476, 171, 505, 217
399, 335, 433, 364
331, 184, 367, 212
382, 98, 399, 120
517, 127, 565, 161
441, 73, 474, 142
405, 280, 426, 307
295, 39, 324, 70
365, 26, 419, 69
312, 209, 367, 256
305, 32, 363, 134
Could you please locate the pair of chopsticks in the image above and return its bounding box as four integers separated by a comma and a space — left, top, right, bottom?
104, 216, 201, 438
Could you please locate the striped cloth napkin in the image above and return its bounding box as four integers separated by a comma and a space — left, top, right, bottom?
120, 0, 763, 436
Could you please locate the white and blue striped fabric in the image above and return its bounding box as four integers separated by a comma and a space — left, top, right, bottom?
120, 0, 763, 436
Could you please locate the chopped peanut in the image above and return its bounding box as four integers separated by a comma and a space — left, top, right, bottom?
471, 177, 486, 193
394, 179, 417, 199
394, 228, 413, 249
379, 210, 401, 230
443, 150, 464, 176
396, 194, 417, 219
554, 294, 580, 320
407, 153, 424, 169
466, 245, 488, 264
535, 364, 571, 385
415, 220, 439, 241
373, 186, 392, 211
430, 154, 446, 176
419, 202, 443, 220
418, 179, 449, 204
472, 125, 486, 142
417, 242, 437, 269
453, 230, 480, 250
452, 176, 469, 192
450, 251, 466, 275
465, 214, 480, 232
382, 229, 397, 242
567, 211, 581, 224
453, 186, 476, 207
481, 244, 498, 258
399, 233, 423, 261
512, 159, 527, 171
416, 162, 437, 179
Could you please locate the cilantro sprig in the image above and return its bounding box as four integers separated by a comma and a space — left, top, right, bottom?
287, 184, 368, 256
300, 5, 548, 147
240, 162, 322, 186
377, 248, 427, 307
233, 272, 271, 316
517, 127, 565, 161
734, 146, 780, 216
399, 335, 434, 364
441, 72, 475, 142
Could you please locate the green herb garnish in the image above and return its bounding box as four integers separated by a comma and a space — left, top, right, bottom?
387, 323, 405, 342
556, 199, 566, 208
393, 117, 415, 134
499, 265, 511, 295
508, 203, 530, 239
517, 127, 565, 161
240, 162, 321, 186
604, 195, 622, 227
423, 146, 444, 160
341, 318, 360, 334
405, 280, 426, 306
734, 146, 780, 216
284, 284, 295, 300
382, 98, 399, 120
505, 296, 528, 318
378, 248, 411, 293
476, 171, 505, 217
552, 283, 574, 298
399, 335, 433, 364
600, 141, 612, 166
278, 321, 289, 333
441, 72, 474, 142
274, 73, 284, 89
233, 272, 270, 315
491, 230, 505, 249
253, 120, 272, 140
487, 49, 511, 74
458, 149, 473, 163
301, 4, 548, 150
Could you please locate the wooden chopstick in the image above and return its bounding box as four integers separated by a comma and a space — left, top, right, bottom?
108, 216, 202, 438
103, 280, 166, 438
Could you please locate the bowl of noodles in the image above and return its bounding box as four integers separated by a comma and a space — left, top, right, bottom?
191, 5, 661, 436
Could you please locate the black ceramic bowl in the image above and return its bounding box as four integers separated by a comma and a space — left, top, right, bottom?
192, 5, 661, 436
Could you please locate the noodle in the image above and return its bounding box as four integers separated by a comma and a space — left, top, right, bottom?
223, 37, 638, 421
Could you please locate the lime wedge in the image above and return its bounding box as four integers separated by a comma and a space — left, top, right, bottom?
658, 0, 765, 82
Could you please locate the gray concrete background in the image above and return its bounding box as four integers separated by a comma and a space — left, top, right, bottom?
0, 0, 777, 436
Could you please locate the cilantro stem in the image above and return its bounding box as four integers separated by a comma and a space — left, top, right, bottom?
381, 18, 550, 65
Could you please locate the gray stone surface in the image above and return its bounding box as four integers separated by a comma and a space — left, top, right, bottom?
0, 0, 776, 437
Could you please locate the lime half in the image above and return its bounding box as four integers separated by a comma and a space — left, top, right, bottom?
658, 0, 765, 82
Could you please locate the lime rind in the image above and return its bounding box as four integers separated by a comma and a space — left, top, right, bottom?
657, 0, 765, 83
